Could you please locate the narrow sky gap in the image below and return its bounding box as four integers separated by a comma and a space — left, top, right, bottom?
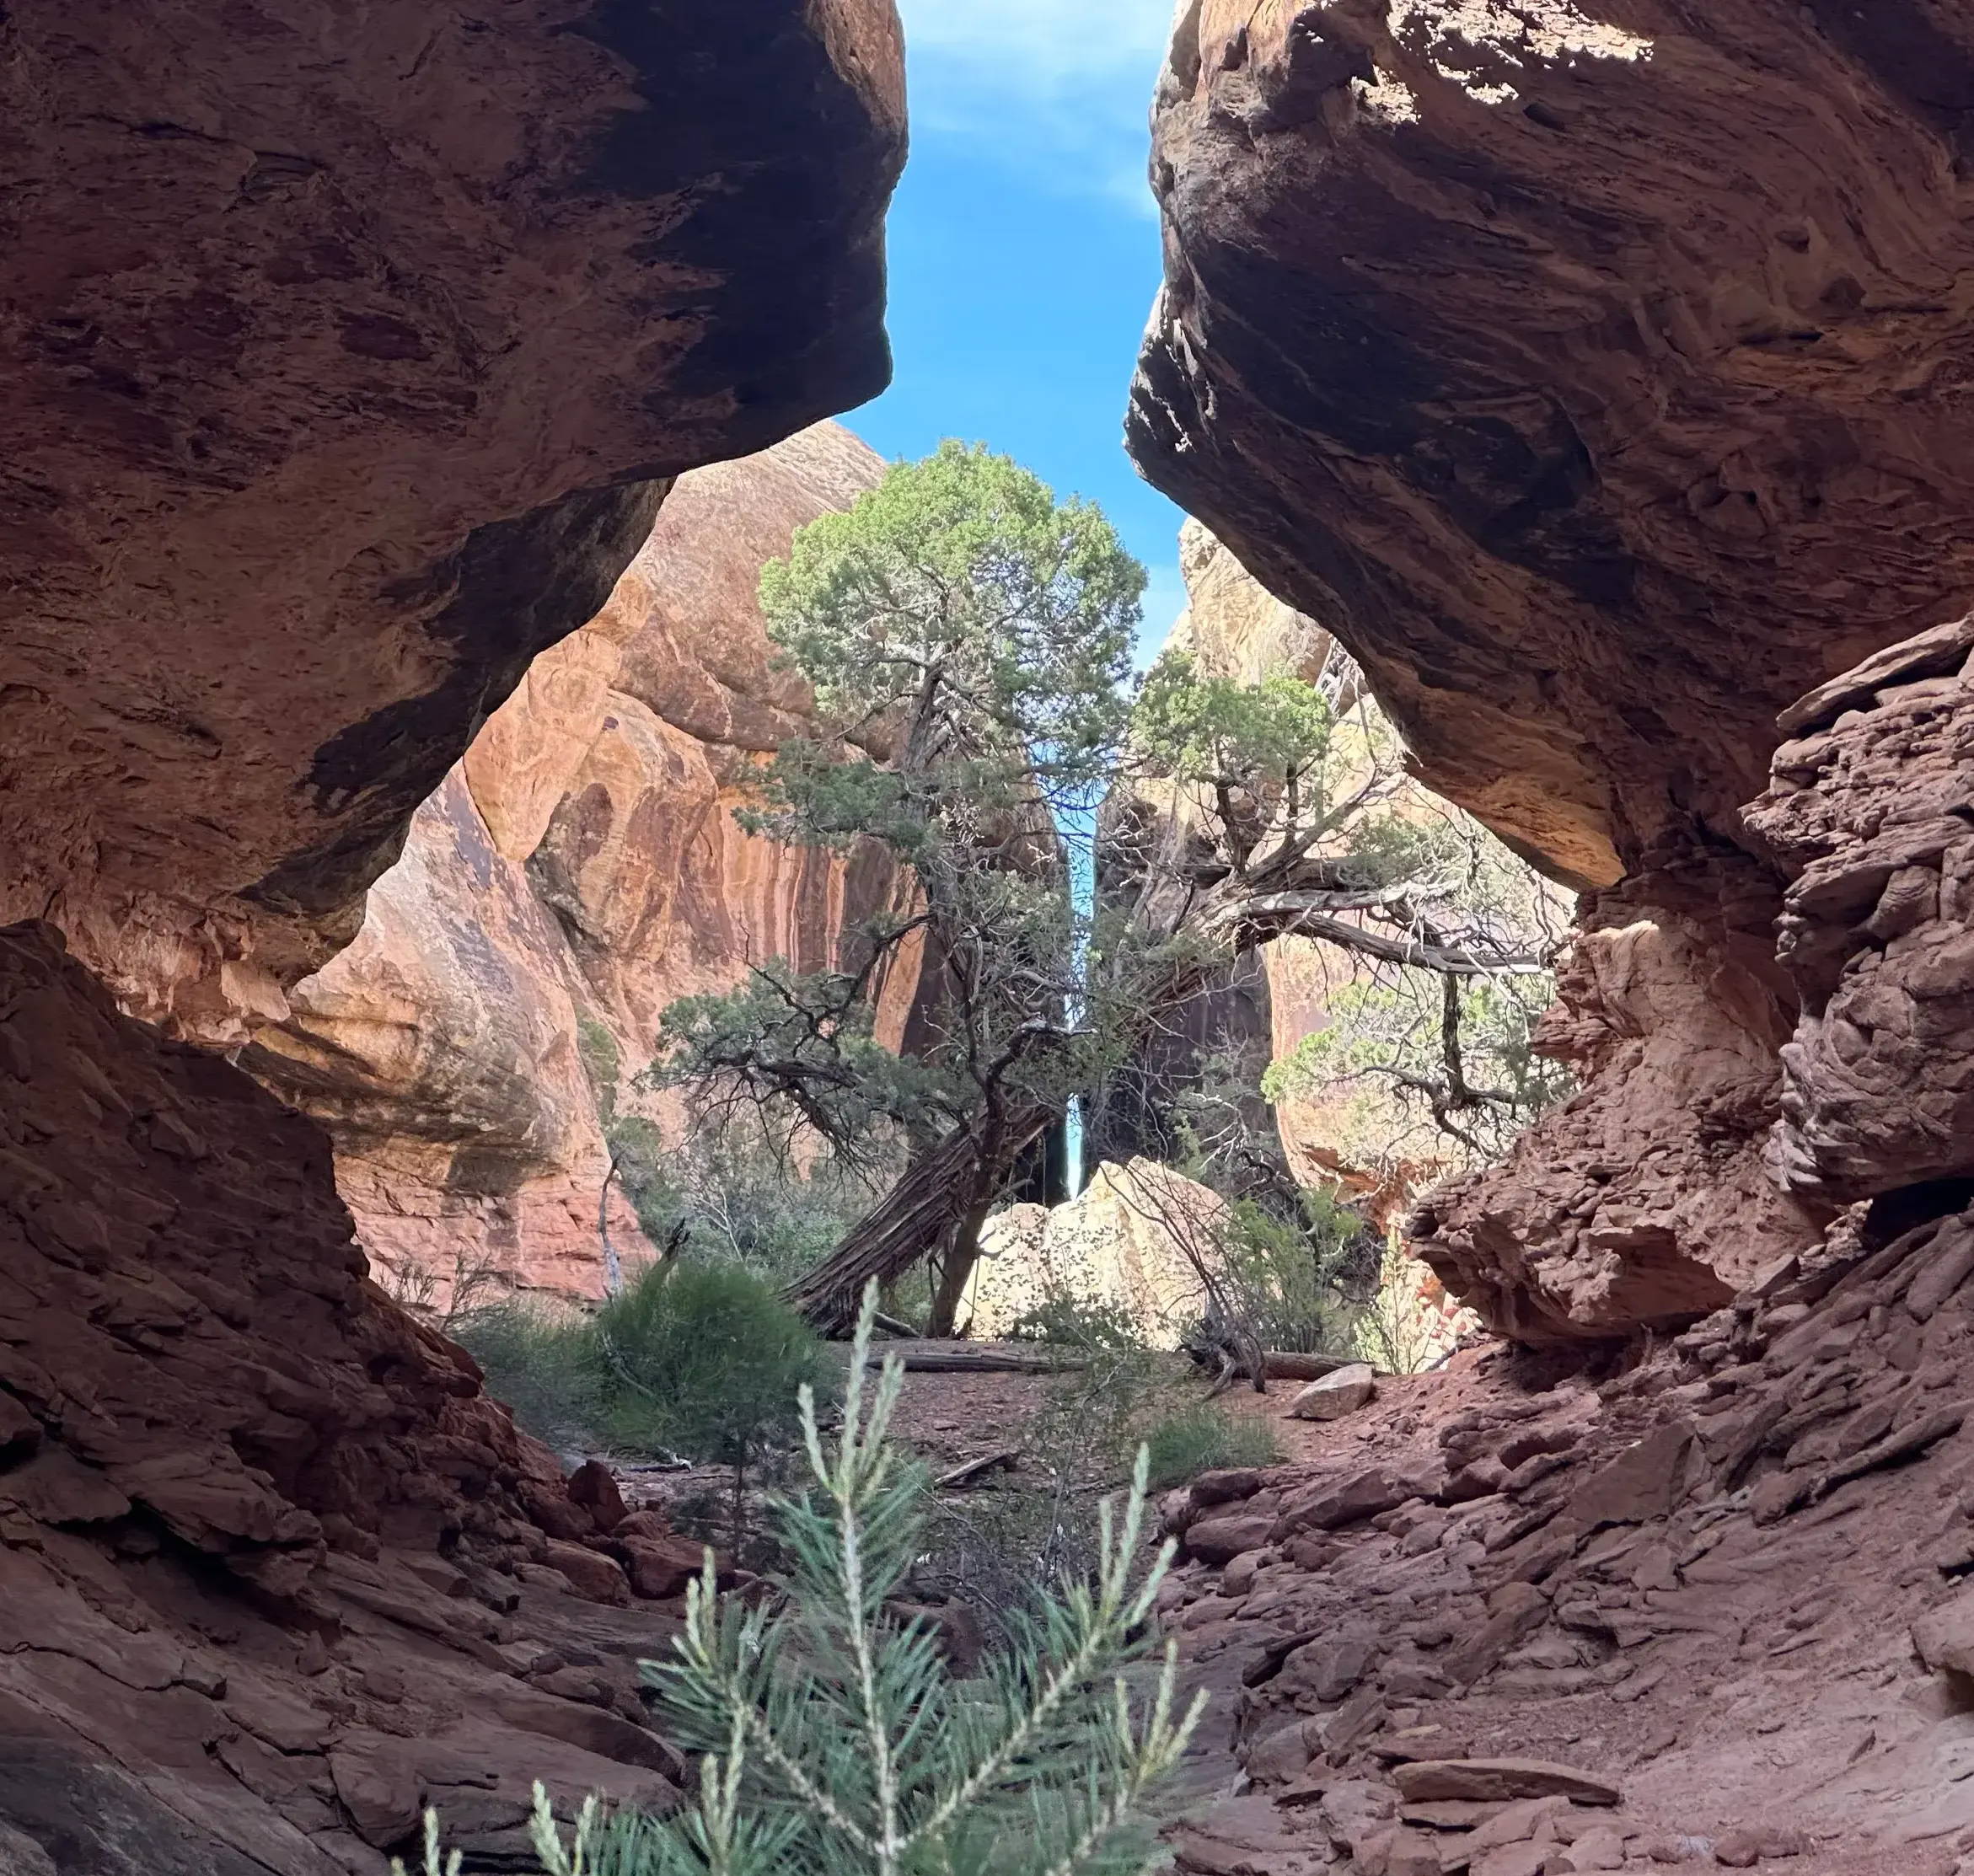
852, 0, 1188, 666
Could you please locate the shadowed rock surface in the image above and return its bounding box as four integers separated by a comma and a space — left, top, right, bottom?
0, 0, 904, 1042
0, 925, 695, 1873
1129, 0, 1974, 1342
1129, 0, 1974, 891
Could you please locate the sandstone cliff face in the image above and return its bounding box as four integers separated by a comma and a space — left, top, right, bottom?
0, 0, 904, 1042
248, 425, 917, 1304
1129, 0, 1974, 1339
0, 4, 904, 1863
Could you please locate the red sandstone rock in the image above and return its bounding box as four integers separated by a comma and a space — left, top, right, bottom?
1392, 1761, 1621, 1808
620, 1536, 712, 1602
567, 1461, 628, 1535
249, 424, 925, 1300
0, 0, 904, 1045
0, 924, 682, 1865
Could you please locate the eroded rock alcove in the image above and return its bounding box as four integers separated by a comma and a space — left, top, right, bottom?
0, 1, 904, 1866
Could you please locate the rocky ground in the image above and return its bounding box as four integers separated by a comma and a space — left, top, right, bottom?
1149, 1217, 1974, 1876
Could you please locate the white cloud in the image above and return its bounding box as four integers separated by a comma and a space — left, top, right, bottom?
896, 0, 1175, 209
898, 0, 1175, 72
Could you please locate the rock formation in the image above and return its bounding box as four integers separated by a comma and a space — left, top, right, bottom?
0, 0, 904, 1043
1131, 0, 1974, 894
1129, 0, 1974, 1342
0, 1, 904, 1865
968, 1159, 1225, 1346
1157, 1189, 1974, 1873
0, 925, 695, 1874
246, 425, 920, 1303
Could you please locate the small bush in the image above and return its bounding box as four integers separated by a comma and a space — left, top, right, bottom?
1141, 1404, 1280, 1492
1216, 1189, 1370, 1355
596, 1262, 834, 1541
453, 1300, 603, 1456
1004, 1287, 1145, 1352
400, 1286, 1202, 1876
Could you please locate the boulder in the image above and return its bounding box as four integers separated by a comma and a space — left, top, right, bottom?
566, 1461, 628, 1534
1392, 1761, 1622, 1807
620, 1536, 716, 1602
1290, 1364, 1377, 1422
1278, 1468, 1414, 1535
539, 1541, 632, 1608
1185, 1513, 1278, 1566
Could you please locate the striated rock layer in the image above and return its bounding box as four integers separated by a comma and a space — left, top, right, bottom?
0, 0, 904, 1042
0, 925, 705, 1873
1159, 1205, 1974, 1873
1130, 0, 1974, 893
245, 425, 920, 1303
1129, 0, 1974, 1341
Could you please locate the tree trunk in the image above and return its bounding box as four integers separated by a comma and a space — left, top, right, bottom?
924, 1194, 997, 1337
784, 1106, 1053, 1334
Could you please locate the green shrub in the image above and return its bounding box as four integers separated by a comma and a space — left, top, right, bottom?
595, 1262, 834, 1541
1216, 1190, 1365, 1356
1004, 1288, 1145, 1352
452, 1300, 603, 1456
1141, 1404, 1280, 1492
400, 1287, 1200, 1876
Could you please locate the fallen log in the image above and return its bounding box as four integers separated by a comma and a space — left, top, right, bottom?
882, 1341, 1085, 1375
1260, 1351, 1358, 1382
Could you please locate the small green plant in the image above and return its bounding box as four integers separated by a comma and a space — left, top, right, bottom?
452, 1300, 603, 1457
399, 1286, 1203, 1876
1141, 1405, 1280, 1493
596, 1262, 834, 1545
1004, 1289, 1145, 1353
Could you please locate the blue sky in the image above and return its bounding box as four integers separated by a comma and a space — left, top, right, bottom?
850, 0, 1187, 661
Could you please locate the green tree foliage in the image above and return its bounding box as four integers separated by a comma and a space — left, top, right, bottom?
401, 1290, 1202, 1876
650, 444, 1145, 1328
656, 440, 1566, 1329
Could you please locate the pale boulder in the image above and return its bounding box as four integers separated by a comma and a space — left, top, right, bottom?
1289, 1363, 1376, 1422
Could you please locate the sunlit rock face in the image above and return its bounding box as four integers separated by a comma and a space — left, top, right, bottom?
248, 426, 924, 1304
0, 0, 904, 1043
1130, 0, 1974, 1338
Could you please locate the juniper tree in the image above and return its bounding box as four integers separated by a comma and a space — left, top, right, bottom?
652, 445, 1560, 1332
650, 442, 1140, 1332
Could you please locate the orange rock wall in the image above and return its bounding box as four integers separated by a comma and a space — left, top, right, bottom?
248, 425, 919, 1302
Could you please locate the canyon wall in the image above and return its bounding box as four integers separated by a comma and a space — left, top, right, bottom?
1129, 0, 1974, 1341
0, 0, 903, 1044
0, 1, 904, 1866
245, 423, 918, 1305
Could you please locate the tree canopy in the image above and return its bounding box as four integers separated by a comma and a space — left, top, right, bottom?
647, 442, 1566, 1332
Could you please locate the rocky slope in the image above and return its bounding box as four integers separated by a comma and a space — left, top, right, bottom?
1129, 0, 1974, 1343
0, 924, 719, 1876
0, 2, 904, 1866
245, 424, 920, 1304
0, 0, 904, 1044
1159, 1196, 1974, 1873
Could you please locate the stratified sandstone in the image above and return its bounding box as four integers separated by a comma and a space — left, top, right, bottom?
1413, 885, 1820, 1342
1130, 0, 1974, 891
0, 925, 690, 1872
248, 425, 920, 1303
1750, 616, 1974, 1203
0, 0, 904, 1042
1129, 0, 1974, 1342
